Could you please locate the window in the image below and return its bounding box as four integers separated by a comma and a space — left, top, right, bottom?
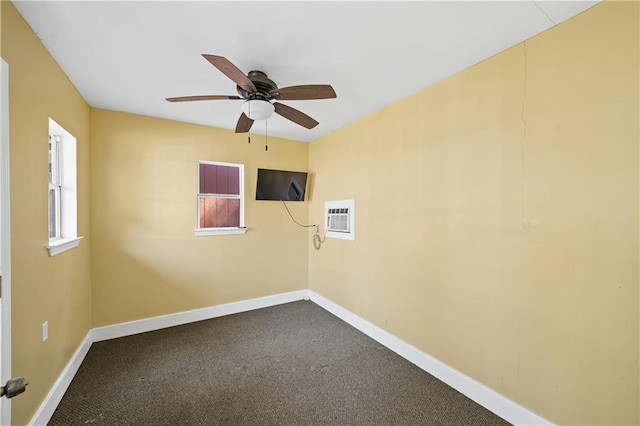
48, 132, 61, 239
194, 161, 246, 236
47, 118, 82, 256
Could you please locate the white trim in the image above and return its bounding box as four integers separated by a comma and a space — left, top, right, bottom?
0, 58, 12, 426
308, 290, 553, 426
197, 160, 243, 169
193, 227, 247, 237
48, 118, 78, 248
27, 333, 93, 426
91, 290, 308, 342
46, 236, 83, 256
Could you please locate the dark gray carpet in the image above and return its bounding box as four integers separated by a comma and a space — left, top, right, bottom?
49, 301, 510, 425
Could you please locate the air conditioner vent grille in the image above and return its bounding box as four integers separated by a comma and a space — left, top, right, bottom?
327, 208, 350, 233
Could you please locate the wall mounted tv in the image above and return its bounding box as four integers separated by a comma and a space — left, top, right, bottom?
256, 168, 308, 201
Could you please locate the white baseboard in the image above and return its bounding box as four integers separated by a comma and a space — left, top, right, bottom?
28, 332, 93, 426
91, 290, 309, 342
308, 290, 553, 426
29, 289, 551, 426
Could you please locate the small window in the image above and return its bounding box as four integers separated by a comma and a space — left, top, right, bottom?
194, 161, 246, 236
47, 118, 82, 256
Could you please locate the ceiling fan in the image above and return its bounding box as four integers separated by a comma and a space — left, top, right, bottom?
166, 54, 337, 133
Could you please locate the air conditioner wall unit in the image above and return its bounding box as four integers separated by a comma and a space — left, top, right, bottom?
325, 199, 355, 241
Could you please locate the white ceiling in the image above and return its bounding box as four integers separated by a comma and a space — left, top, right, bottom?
13, 1, 599, 143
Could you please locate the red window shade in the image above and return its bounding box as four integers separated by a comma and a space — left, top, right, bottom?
199, 163, 240, 195
199, 198, 240, 228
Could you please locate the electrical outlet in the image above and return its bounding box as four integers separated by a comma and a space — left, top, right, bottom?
42, 321, 48, 342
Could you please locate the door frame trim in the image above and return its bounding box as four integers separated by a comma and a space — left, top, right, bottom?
1, 58, 13, 426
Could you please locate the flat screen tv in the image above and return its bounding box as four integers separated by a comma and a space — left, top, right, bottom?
256, 168, 308, 201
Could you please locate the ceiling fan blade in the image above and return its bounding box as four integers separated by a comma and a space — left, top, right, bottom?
274, 102, 319, 129
166, 95, 242, 102
271, 85, 336, 100
235, 113, 254, 133
202, 54, 256, 93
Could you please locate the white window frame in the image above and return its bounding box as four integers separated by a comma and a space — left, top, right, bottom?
49, 133, 62, 240
194, 160, 247, 237
47, 118, 82, 256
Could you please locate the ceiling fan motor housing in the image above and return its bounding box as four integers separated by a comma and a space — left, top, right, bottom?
236, 70, 278, 100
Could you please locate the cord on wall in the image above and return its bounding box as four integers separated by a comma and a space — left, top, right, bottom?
313, 228, 327, 250
281, 200, 326, 250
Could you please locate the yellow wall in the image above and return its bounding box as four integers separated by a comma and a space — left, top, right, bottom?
1, 2, 92, 424
90, 109, 309, 326
308, 2, 638, 425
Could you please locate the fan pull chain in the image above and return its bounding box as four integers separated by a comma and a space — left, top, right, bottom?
248, 134, 251, 144
265, 120, 269, 151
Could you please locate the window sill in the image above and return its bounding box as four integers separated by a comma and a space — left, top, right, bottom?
47, 236, 83, 257
194, 227, 247, 237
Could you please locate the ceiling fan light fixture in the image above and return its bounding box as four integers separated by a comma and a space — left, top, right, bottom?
242, 99, 275, 120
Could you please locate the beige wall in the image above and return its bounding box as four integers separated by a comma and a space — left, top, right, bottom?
90, 109, 309, 326
308, 2, 639, 425
2, 2, 92, 424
